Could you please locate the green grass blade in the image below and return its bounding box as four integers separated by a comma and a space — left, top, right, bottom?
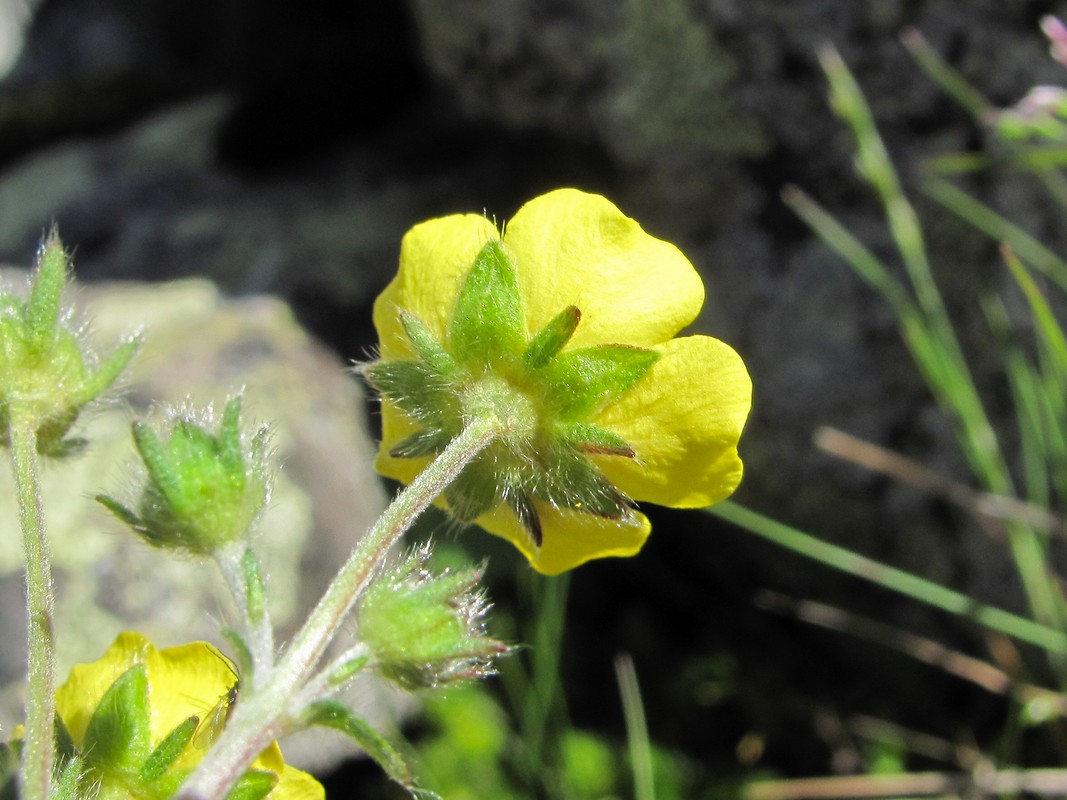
900, 27, 991, 117
1004, 247, 1067, 375
926, 180, 1067, 293
707, 501, 1067, 655
985, 296, 1052, 507
780, 187, 911, 315
615, 654, 655, 800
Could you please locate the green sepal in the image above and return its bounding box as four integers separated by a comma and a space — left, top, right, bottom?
507, 491, 543, 547
557, 421, 635, 457
389, 427, 454, 458
52, 753, 84, 800
168, 418, 246, 506
534, 442, 631, 520
139, 715, 199, 782
54, 712, 77, 767
365, 361, 460, 427
524, 305, 581, 369
83, 664, 152, 771
133, 422, 183, 514
225, 769, 278, 800
96, 493, 146, 533
543, 344, 659, 420
76, 336, 140, 407
303, 700, 414, 789
24, 227, 68, 353
400, 310, 456, 376
444, 458, 505, 522
448, 240, 526, 366
219, 397, 245, 474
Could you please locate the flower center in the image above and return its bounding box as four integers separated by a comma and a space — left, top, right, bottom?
462, 373, 539, 445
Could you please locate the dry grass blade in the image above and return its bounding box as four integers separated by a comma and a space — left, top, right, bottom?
814, 426, 1066, 538
755, 589, 1067, 715
745, 768, 1067, 800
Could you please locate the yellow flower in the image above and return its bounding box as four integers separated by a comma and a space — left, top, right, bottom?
371, 188, 751, 574
54, 632, 323, 800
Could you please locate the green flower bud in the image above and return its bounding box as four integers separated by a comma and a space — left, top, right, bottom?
359, 546, 509, 691
0, 227, 138, 455
97, 397, 270, 555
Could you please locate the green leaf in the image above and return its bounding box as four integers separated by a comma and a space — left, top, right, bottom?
83, 665, 152, 770
543, 344, 659, 420
140, 716, 198, 782
400, 310, 456, 376
448, 240, 526, 366
365, 360, 460, 426
303, 701, 414, 789
524, 305, 581, 369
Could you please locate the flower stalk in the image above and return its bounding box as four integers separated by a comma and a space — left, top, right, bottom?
177, 413, 502, 800
10, 415, 54, 800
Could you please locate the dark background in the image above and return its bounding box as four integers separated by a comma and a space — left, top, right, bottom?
1, 0, 1064, 795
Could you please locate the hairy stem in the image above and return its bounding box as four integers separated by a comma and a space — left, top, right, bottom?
177, 414, 501, 800
11, 417, 55, 800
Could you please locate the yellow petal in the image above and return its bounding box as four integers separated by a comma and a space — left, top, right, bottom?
474, 503, 652, 575
270, 763, 326, 800
145, 641, 237, 745
503, 188, 704, 348
373, 213, 499, 358
54, 631, 147, 746
54, 632, 236, 747
595, 335, 751, 508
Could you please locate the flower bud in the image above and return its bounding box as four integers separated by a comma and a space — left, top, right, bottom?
97, 397, 270, 555
359, 546, 509, 691
0, 227, 137, 455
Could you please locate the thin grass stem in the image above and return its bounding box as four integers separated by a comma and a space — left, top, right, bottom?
707, 501, 1067, 654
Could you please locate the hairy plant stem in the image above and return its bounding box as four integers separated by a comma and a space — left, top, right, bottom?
11, 416, 55, 800
177, 414, 501, 800
214, 542, 274, 688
